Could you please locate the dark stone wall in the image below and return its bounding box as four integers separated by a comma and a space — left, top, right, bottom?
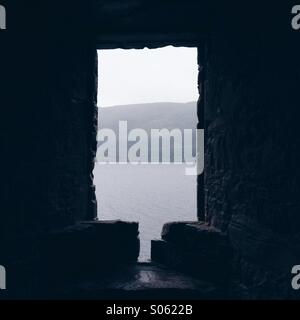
204, 30, 300, 297
0, 0, 97, 247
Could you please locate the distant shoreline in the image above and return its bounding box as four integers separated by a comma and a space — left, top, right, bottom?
98, 101, 197, 109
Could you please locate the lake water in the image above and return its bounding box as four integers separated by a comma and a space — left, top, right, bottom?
94, 163, 197, 261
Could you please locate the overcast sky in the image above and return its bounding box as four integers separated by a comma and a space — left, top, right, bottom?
97, 46, 198, 107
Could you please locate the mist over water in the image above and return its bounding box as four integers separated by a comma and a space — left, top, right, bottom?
94, 163, 197, 260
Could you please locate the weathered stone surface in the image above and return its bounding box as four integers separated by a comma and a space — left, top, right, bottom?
64, 263, 218, 300
229, 215, 300, 269
41, 220, 139, 271
81, 220, 139, 237
161, 221, 202, 244
153, 222, 232, 286
151, 239, 231, 287
0, 1, 97, 242
162, 222, 230, 254
204, 33, 300, 297
2, 220, 140, 297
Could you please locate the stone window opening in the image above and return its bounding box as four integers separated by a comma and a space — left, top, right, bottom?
93, 43, 204, 262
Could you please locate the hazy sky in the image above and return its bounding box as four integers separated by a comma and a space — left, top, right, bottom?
97, 46, 198, 107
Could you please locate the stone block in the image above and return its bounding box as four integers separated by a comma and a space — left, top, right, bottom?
152, 222, 232, 286
37, 220, 140, 282
161, 221, 203, 244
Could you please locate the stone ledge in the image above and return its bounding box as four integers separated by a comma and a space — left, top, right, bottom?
41, 220, 140, 273
162, 221, 230, 254
152, 221, 232, 286
3, 220, 140, 292
162, 221, 204, 244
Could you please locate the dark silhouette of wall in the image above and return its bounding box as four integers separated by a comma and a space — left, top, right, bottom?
205, 32, 300, 298
1, 1, 96, 238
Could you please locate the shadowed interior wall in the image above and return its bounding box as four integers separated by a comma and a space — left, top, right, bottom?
0, 0, 97, 248
205, 33, 300, 297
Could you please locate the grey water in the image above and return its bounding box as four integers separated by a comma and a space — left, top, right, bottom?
94, 163, 197, 261
94, 102, 198, 260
